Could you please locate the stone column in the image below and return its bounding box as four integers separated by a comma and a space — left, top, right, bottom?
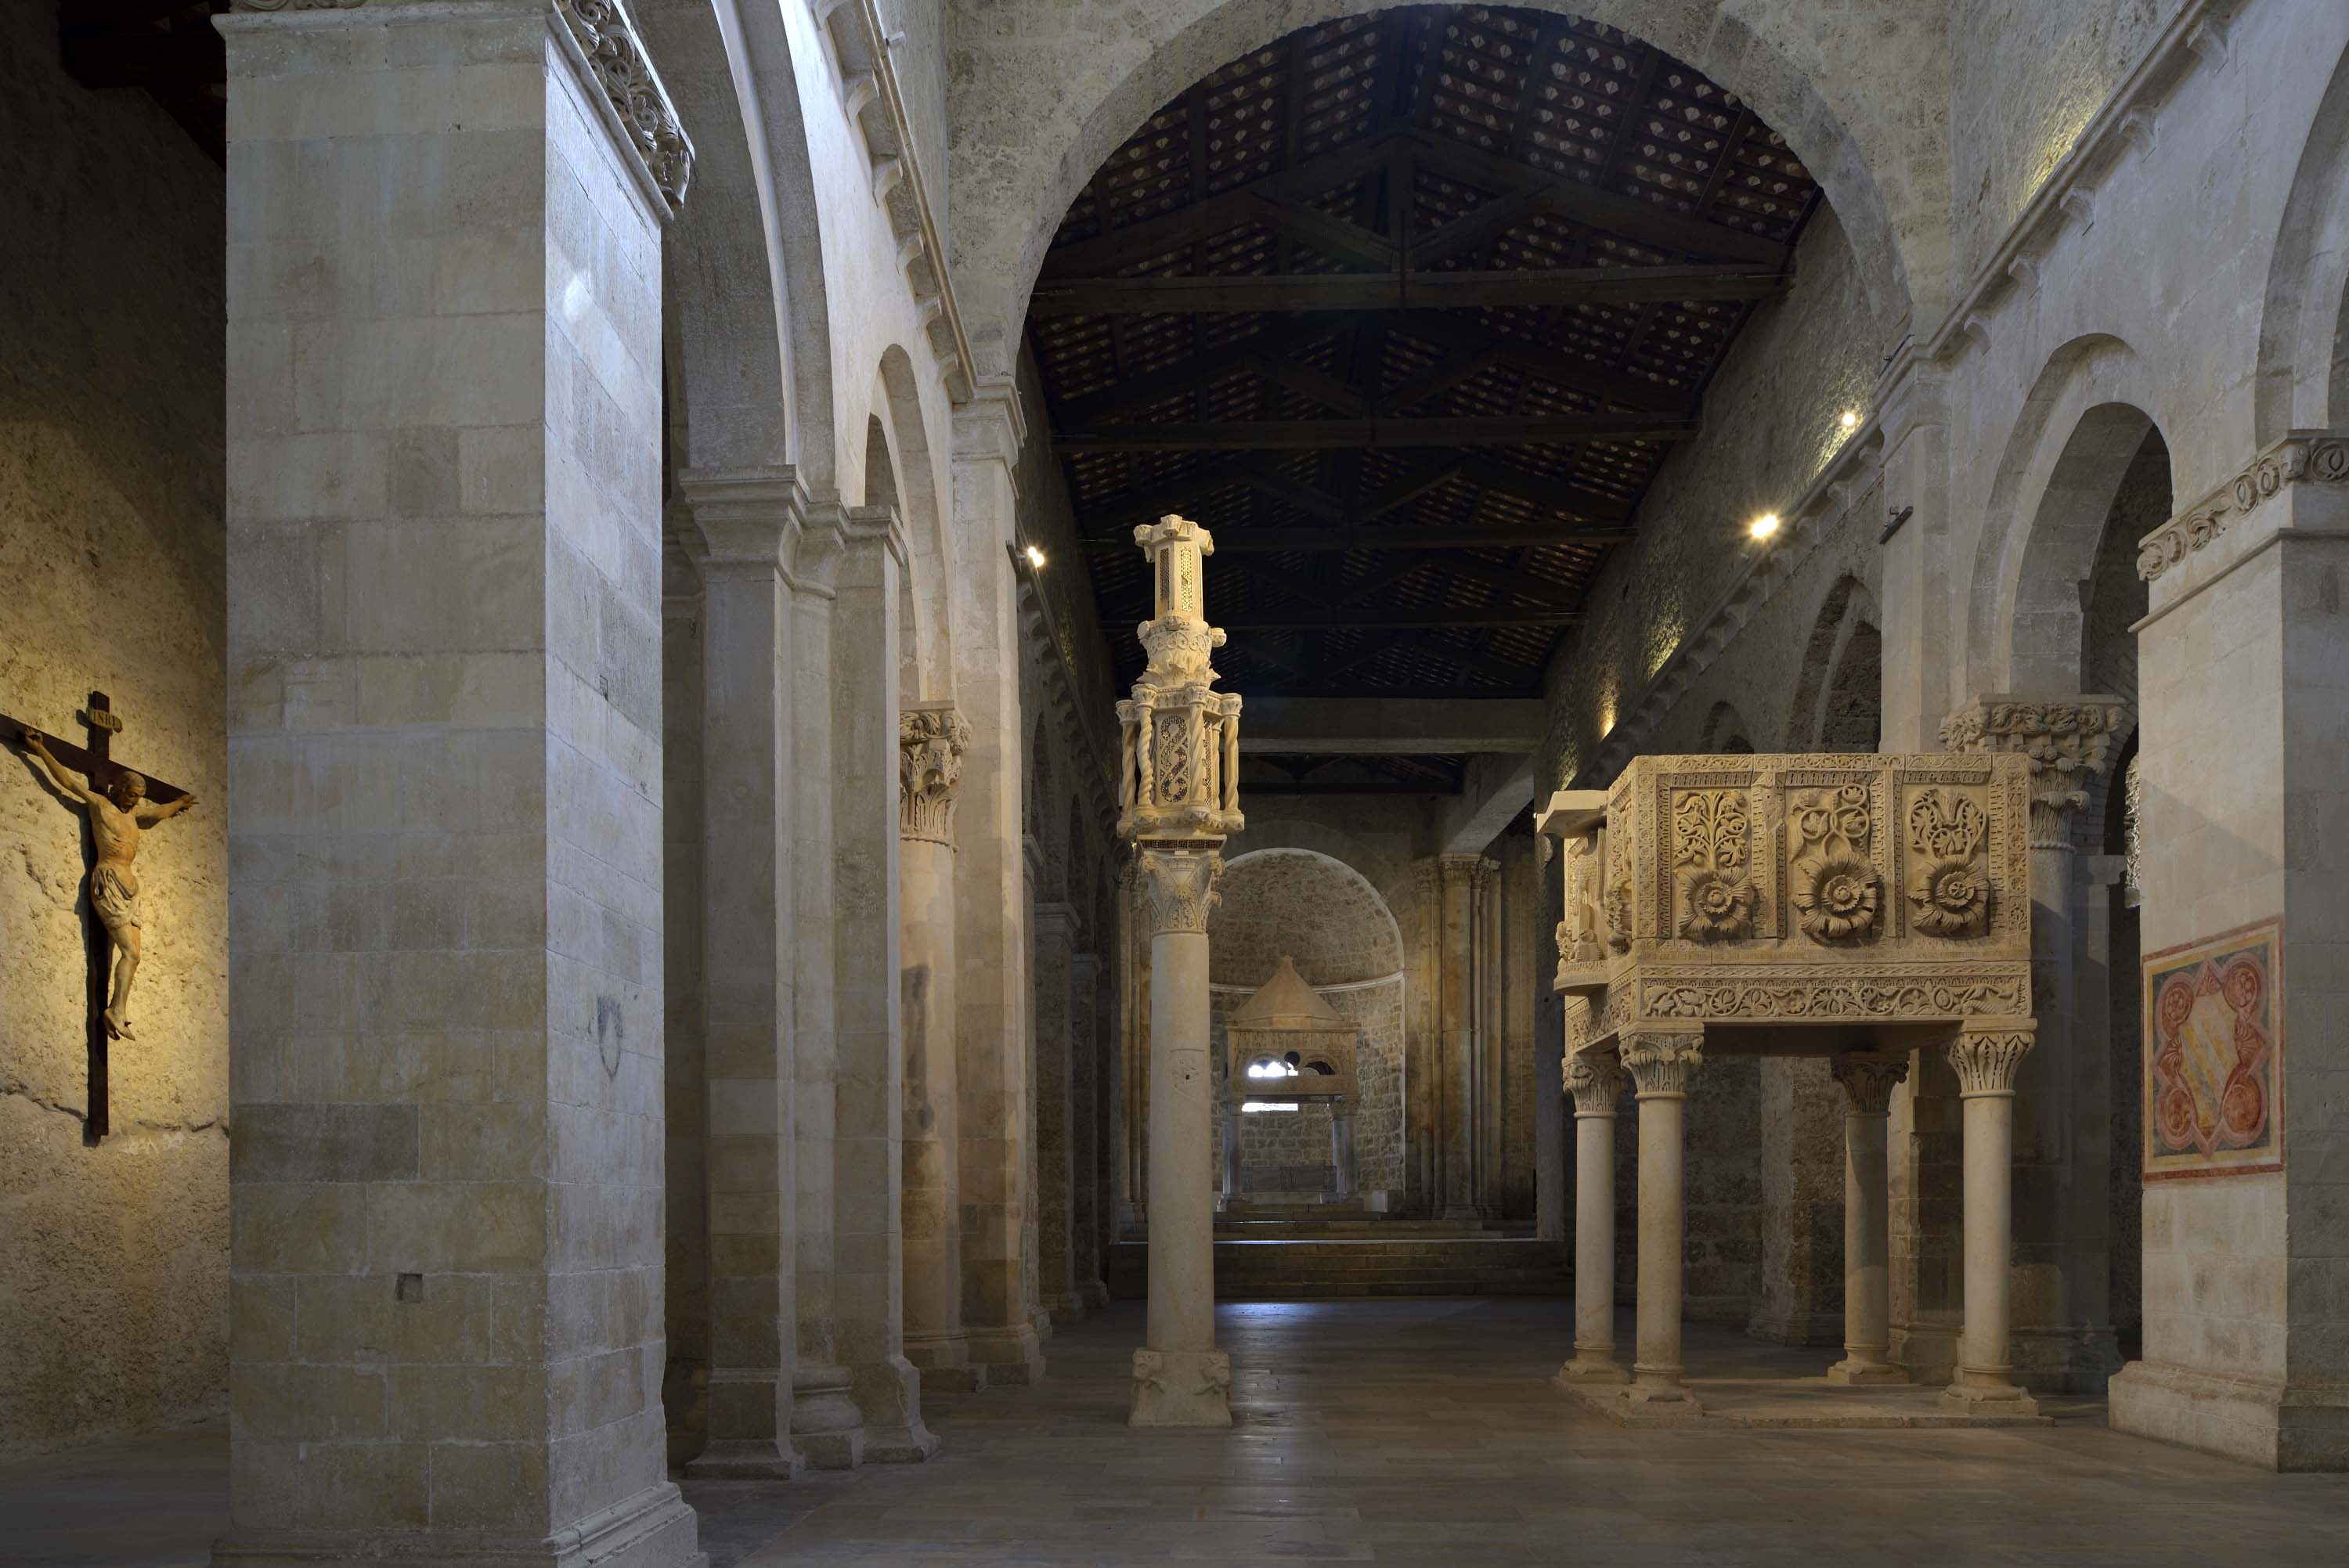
1554, 1051, 1628, 1385
218, 2, 700, 1561
948, 385, 1045, 1386
1943, 1026, 2039, 1417
1828, 1054, 1911, 1386
677, 471, 805, 1480
1070, 953, 1110, 1307
1034, 901, 1084, 1324
900, 705, 976, 1390
1330, 1099, 1357, 1199
1115, 856, 1149, 1236
830, 510, 936, 1462
1219, 1099, 1243, 1208
1436, 853, 1483, 1221
1943, 696, 2124, 1390
1405, 860, 1443, 1217
1474, 856, 1505, 1217
1619, 1031, 1704, 1411
1130, 847, 1230, 1426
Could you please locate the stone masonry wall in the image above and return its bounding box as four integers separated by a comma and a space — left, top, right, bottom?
0, 7, 230, 1457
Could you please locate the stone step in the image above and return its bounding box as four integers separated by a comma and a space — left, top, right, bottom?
1103, 1237, 1568, 1300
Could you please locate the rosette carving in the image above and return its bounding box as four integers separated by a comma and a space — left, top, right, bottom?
1790, 784, 1879, 943
1683, 870, 1757, 940
1672, 787, 1755, 943
1906, 788, 1990, 936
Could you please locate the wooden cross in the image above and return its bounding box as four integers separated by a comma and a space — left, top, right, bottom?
3, 693, 190, 1142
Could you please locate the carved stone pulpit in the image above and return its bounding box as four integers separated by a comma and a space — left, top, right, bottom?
1538, 752, 2040, 1424
1222, 955, 1361, 1203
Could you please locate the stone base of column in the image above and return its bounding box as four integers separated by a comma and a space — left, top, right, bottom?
904, 1332, 987, 1394
1550, 1350, 1629, 1386
1938, 1368, 2040, 1418
965, 1325, 1046, 1387
790, 1364, 867, 1469
1825, 1354, 1911, 1386
214, 1482, 703, 1568
1081, 1277, 1112, 1310
1043, 1291, 1088, 1325
2111, 1361, 2349, 1472
681, 1436, 801, 1481
1595, 1381, 1706, 1426
1889, 1317, 1960, 1385
1030, 1305, 1055, 1343
1129, 1347, 1232, 1427
2012, 1324, 2123, 1393
851, 1357, 940, 1463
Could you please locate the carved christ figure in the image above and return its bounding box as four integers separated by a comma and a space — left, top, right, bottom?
20, 729, 196, 1040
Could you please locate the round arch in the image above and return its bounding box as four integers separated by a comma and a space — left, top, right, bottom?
2257, 35, 2349, 442
1787, 575, 1882, 751
1211, 848, 1405, 988
950, 0, 1932, 348
862, 347, 957, 704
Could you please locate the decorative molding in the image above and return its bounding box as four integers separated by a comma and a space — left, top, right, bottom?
1564, 1051, 1627, 1116
1135, 846, 1222, 936
1831, 1052, 1911, 1116
1948, 1026, 2034, 1097
899, 704, 969, 845
2137, 432, 2349, 584
1639, 971, 2030, 1023
1619, 1033, 1704, 1099
554, 0, 692, 213
1940, 695, 2126, 848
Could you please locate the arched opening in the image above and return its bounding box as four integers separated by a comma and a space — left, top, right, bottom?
1701, 701, 1757, 755
1789, 576, 1882, 751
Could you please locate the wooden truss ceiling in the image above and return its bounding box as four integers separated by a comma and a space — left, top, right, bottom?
57, 2, 232, 161
1030, 3, 1822, 723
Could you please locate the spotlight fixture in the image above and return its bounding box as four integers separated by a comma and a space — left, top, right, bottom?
1840, 409, 1860, 431
1024, 544, 1047, 568
1750, 513, 1781, 541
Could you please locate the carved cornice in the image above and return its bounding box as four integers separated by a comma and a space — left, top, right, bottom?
1638, 968, 2030, 1024
1619, 1032, 1703, 1099
2138, 433, 2349, 585
675, 465, 807, 576
1940, 695, 2124, 847
1564, 1051, 1627, 1116
1831, 1052, 1911, 1116
899, 704, 969, 845
1136, 846, 1223, 936
1948, 1026, 2034, 1097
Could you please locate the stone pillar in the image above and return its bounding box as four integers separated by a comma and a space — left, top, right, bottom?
1330, 1100, 1357, 1199
1405, 860, 1442, 1217
1436, 853, 1484, 1220
2109, 432, 2349, 1469
1219, 1101, 1243, 1208
1619, 1032, 1704, 1411
1828, 1054, 1911, 1386
1034, 901, 1083, 1324
948, 385, 1044, 1386
1070, 953, 1110, 1307
830, 510, 936, 1462
677, 471, 805, 1480
659, 532, 710, 1469
1943, 695, 2125, 1390
1943, 1026, 2039, 1417
218, 1, 700, 1561
1115, 856, 1149, 1237
900, 705, 976, 1391
1554, 1051, 1628, 1385
1474, 856, 1504, 1217
1130, 847, 1230, 1426
1533, 845, 1568, 1244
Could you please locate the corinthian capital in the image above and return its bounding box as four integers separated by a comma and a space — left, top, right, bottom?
1619, 1031, 1704, 1098
1947, 1026, 2033, 1097
1830, 1052, 1911, 1116
899, 705, 969, 845
1939, 694, 2125, 848
1564, 1050, 1627, 1116
1137, 845, 1223, 935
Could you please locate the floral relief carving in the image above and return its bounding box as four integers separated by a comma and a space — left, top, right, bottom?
1563, 1050, 1627, 1114
1939, 697, 2122, 848
1906, 788, 1990, 937
1790, 784, 1880, 943
1640, 972, 2028, 1022
2138, 434, 2349, 583
1138, 847, 1223, 935
1947, 1027, 2034, 1096
554, 0, 695, 212
1672, 788, 1755, 943
898, 707, 969, 845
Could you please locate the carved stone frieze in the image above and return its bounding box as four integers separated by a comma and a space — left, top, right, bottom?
1136, 845, 1222, 935
898, 705, 969, 845
1619, 1033, 1704, 1098
1831, 1053, 1911, 1116
1564, 1050, 1628, 1116
1948, 1026, 2035, 1096
1939, 696, 2124, 849
2138, 433, 2349, 584
1639, 969, 2030, 1022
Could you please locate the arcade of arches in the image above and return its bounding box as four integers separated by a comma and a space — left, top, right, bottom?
5, 0, 2349, 1561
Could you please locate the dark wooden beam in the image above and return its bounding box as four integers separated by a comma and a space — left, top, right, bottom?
1054, 413, 1693, 452
1052, 318, 1356, 428
1391, 314, 1689, 413
1084, 521, 1633, 553
1027, 264, 1787, 316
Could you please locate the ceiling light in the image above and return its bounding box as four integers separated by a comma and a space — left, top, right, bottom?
1750, 513, 1781, 541
1024, 544, 1047, 568
1840, 409, 1860, 431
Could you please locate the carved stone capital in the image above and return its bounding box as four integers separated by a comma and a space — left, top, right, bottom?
1436, 852, 1485, 891
1618, 1032, 1703, 1099
1947, 1026, 2034, 1098
1831, 1052, 1911, 1116
1939, 694, 2125, 847
2138, 431, 2349, 584
899, 705, 969, 845
1564, 1051, 1627, 1116
1136, 846, 1223, 936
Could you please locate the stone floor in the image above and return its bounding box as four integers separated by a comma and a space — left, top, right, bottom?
9, 1299, 2349, 1566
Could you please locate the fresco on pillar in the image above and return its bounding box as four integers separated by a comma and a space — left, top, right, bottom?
1538, 754, 2036, 1055
2142, 918, 2282, 1181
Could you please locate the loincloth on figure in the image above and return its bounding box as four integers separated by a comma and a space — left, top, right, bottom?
90, 866, 141, 933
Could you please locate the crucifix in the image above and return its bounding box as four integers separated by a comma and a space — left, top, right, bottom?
5, 693, 196, 1142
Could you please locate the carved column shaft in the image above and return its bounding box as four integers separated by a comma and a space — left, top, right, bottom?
1620, 1033, 1704, 1404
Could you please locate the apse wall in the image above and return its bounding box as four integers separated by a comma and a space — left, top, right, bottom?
1207, 849, 1405, 1200
0, 3, 229, 1456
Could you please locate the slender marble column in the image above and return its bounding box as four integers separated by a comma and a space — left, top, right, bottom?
1620, 1032, 1704, 1409
898, 705, 976, 1390
1130, 847, 1231, 1426
1436, 854, 1483, 1220
1070, 953, 1110, 1308
1828, 1053, 1911, 1386
1943, 1026, 2040, 1416
1554, 1050, 1628, 1385
1034, 901, 1084, 1324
